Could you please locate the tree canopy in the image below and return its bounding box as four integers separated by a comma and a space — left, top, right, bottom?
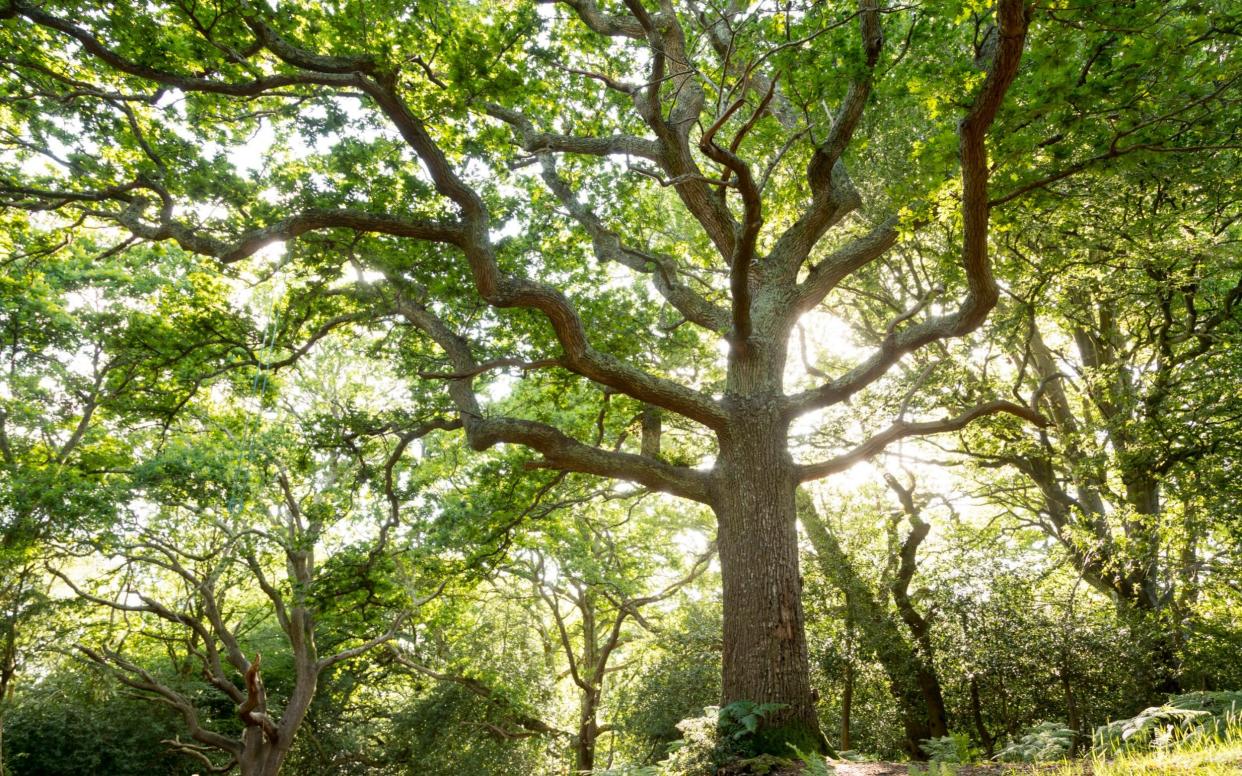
0, 0, 1238, 774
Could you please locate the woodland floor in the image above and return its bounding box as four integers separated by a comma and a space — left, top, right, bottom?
831, 763, 1094, 775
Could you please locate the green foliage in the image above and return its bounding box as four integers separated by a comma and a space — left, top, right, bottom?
918, 733, 975, 764
906, 763, 958, 776
613, 602, 723, 764
659, 707, 725, 776
4, 664, 201, 776
0, 0, 1239, 772
377, 682, 551, 776
719, 701, 790, 743
995, 721, 1076, 763
597, 767, 661, 776
788, 742, 836, 775
1094, 692, 1242, 755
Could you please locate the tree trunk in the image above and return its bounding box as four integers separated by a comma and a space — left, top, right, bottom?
714, 403, 822, 754
887, 492, 949, 744
916, 667, 949, 740
840, 660, 853, 751
1061, 668, 1081, 755
801, 502, 940, 759
969, 675, 994, 758
574, 686, 600, 772
238, 731, 290, 776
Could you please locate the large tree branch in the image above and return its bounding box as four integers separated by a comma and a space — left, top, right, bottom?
790, 216, 899, 317
484, 102, 661, 161
769, 0, 882, 275
0, 180, 468, 264
359, 77, 729, 429
9, 0, 728, 428
5, 1, 355, 95
535, 152, 730, 333
788, 0, 1032, 417
47, 563, 246, 704
115, 201, 467, 263
618, 0, 739, 260
387, 294, 713, 502
540, 0, 646, 39
699, 91, 769, 345
76, 645, 242, 756
797, 400, 1047, 482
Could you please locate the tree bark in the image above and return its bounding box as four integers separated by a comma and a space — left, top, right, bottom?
969, 675, 995, 758
887, 483, 949, 743
238, 730, 291, 776
574, 686, 601, 773
713, 400, 822, 754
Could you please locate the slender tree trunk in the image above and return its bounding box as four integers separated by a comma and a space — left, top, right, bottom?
573, 679, 602, 772
801, 502, 939, 758
888, 499, 948, 743
1061, 669, 1081, 755
840, 660, 853, 752
714, 401, 822, 754
969, 675, 994, 758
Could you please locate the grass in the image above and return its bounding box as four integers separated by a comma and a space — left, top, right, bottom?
992, 722, 1242, 775
900, 723, 1242, 775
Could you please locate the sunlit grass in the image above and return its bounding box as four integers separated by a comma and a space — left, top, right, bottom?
995, 721, 1242, 775
902, 722, 1242, 775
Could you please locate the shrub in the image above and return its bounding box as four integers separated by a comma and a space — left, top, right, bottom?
918, 732, 975, 763
659, 707, 724, 776
1093, 691, 1242, 754
995, 721, 1076, 762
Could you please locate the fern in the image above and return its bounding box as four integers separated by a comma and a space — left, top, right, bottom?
1094, 705, 1209, 753
788, 743, 835, 775
718, 700, 788, 741
996, 721, 1076, 762
918, 733, 975, 763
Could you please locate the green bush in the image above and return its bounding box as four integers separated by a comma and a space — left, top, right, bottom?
1093, 691, 1242, 754
918, 732, 975, 763
4, 666, 201, 776
659, 707, 724, 776
995, 721, 1075, 762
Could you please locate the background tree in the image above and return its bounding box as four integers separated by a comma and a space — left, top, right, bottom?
955, 158, 1242, 694
48, 356, 451, 776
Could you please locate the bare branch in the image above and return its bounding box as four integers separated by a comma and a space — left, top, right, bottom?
797, 400, 1048, 482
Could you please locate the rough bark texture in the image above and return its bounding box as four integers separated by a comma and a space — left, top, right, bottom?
714, 393, 822, 753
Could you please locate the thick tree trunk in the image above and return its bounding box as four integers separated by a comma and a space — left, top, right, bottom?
238, 730, 291, 776
713, 403, 822, 754
915, 668, 949, 740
